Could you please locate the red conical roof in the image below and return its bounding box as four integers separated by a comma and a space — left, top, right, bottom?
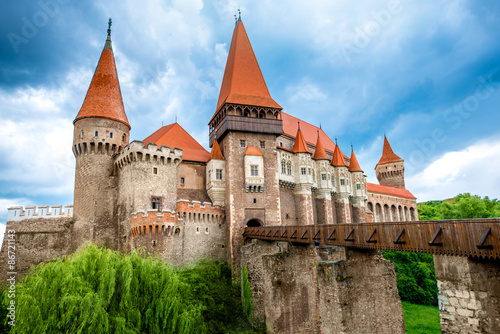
377, 136, 403, 165
245, 146, 264, 156
312, 134, 329, 160
74, 35, 130, 129
349, 150, 363, 172
292, 126, 311, 153
209, 140, 225, 160
211, 20, 281, 122
332, 144, 348, 167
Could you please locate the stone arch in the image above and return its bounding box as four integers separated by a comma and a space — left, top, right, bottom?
375, 203, 383, 222
246, 218, 263, 227
391, 205, 398, 221
367, 202, 374, 213
383, 204, 390, 222
410, 207, 416, 221
398, 205, 404, 221
404, 206, 410, 220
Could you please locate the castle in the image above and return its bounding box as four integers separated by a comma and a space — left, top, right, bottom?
3, 17, 418, 273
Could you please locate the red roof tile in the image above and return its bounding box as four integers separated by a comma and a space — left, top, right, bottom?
312, 135, 329, 160
377, 136, 403, 165
367, 183, 416, 199
331, 144, 348, 167
292, 127, 311, 153
74, 36, 130, 129
209, 140, 225, 160
144, 123, 210, 163
349, 150, 363, 172
211, 20, 281, 121
245, 146, 263, 156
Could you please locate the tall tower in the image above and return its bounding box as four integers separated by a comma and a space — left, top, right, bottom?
349, 149, 367, 222
375, 136, 405, 189
208, 15, 283, 270
72, 20, 130, 249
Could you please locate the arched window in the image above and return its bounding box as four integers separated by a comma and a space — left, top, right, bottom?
281, 159, 286, 174
286, 161, 292, 175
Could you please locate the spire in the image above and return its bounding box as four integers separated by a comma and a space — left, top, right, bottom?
74, 19, 130, 129
312, 132, 329, 160
349, 149, 363, 172
211, 18, 281, 120
292, 125, 311, 153
209, 140, 225, 160
331, 143, 348, 167
377, 136, 403, 165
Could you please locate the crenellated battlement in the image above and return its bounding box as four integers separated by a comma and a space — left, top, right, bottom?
7, 205, 73, 222
114, 140, 183, 170
73, 140, 123, 157
175, 199, 225, 224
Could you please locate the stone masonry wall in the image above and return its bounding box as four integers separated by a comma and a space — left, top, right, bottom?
434, 255, 500, 333
279, 187, 298, 225
0, 218, 73, 280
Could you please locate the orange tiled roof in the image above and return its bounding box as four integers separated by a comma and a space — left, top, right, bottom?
292, 127, 311, 153
209, 140, 225, 160
367, 183, 416, 199
143, 123, 210, 163
245, 146, 263, 156
211, 20, 281, 121
349, 150, 363, 172
331, 144, 348, 167
312, 135, 329, 160
377, 136, 403, 165
74, 36, 130, 129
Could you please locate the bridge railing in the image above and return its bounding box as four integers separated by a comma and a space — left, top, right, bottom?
243, 219, 500, 259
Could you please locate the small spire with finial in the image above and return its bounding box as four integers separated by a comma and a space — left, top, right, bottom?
298, 121, 301, 130
107, 18, 112, 38
317, 129, 320, 138
235, 9, 242, 26
351, 144, 354, 152
319, 123, 322, 130
335, 137, 338, 146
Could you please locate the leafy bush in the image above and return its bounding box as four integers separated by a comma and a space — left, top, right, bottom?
1, 245, 258, 334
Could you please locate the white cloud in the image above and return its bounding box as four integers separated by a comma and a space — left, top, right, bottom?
407, 137, 500, 201
0, 198, 33, 224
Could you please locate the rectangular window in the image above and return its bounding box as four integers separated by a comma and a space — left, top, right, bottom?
240, 140, 246, 147
180, 177, 185, 184
260, 141, 265, 149
110, 132, 113, 138
287, 163, 292, 175
216, 169, 222, 180
301, 167, 306, 175
94, 131, 99, 137
153, 167, 158, 174
280, 142, 283, 147
251, 165, 258, 176
357, 184, 361, 190
80, 131, 84, 138
281, 161, 286, 174
321, 174, 327, 181
340, 179, 345, 186
152, 197, 161, 211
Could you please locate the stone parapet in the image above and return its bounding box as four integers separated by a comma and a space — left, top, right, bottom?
7, 205, 73, 222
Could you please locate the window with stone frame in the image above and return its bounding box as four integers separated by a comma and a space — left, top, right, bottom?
251, 165, 258, 176
240, 140, 245, 147
287, 161, 292, 175
281, 160, 286, 174
356, 183, 361, 190
151, 197, 161, 211
216, 169, 223, 180
321, 173, 327, 181
301, 167, 306, 175
340, 179, 345, 186
260, 141, 265, 149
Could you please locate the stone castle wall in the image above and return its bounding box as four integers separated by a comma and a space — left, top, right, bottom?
367, 192, 418, 222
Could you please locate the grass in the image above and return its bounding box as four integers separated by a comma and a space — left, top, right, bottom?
402, 301, 441, 334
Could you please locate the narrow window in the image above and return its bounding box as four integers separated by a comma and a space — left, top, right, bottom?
356, 184, 361, 190
240, 140, 245, 147
94, 131, 99, 137
110, 132, 113, 138
153, 167, 158, 174
80, 131, 84, 138
287, 162, 292, 175
260, 141, 265, 149
216, 169, 223, 180
122, 134, 126, 141
180, 177, 185, 184
281, 160, 286, 174
152, 197, 161, 211
286, 213, 289, 219
205, 227, 209, 234
340, 179, 345, 186
301, 167, 306, 175
279, 142, 283, 147
196, 227, 200, 233
251, 165, 258, 176
253, 198, 257, 203
321, 173, 327, 181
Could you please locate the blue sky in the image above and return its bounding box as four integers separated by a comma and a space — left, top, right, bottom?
1, 0, 500, 225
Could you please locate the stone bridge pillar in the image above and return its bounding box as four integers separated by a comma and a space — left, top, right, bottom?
241, 239, 405, 333
434, 255, 500, 333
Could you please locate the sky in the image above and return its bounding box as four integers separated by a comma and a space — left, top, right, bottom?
1, 0, 500, 226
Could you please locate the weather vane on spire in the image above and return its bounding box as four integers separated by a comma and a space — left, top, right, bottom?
107, 18, 112, 37
235, 9, 242, 26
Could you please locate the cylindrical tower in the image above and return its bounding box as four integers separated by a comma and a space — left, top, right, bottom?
72, 20, 130, 249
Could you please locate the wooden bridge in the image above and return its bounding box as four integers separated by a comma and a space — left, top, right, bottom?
243, 218, 500, 259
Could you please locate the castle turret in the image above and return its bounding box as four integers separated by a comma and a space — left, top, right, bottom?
313, 132, 334, 224
349, 149, 367, 223
292, 125, 314, 225
331, 143, 352, 223
207, 140, 226, 206
375, 136, 405, 189
209, 15, 283, 270
72, 20, 130, 249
